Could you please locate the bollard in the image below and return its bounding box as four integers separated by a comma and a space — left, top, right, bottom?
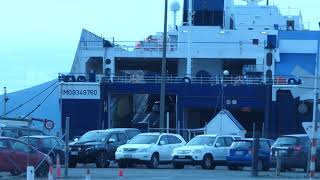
275, 150, 282, 176
27, 166, 35, 180
251, 129, 259, 177
48, 165, 54, 180
56, 154, 62, 177
118, 169, 124, 177
85, 168, 91, 180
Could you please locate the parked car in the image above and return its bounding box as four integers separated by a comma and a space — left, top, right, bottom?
227, 138, 274, 171
171, 135, 241, 169
69, 128, 140, 168
116, 132, 186, 168
270, 134, 319, 172
0, 125, 45, 139
19, 135, 65, 164
0, 137, 52, 177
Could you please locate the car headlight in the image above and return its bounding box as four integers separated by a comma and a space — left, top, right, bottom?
172, 149, 178, 154
138, 148, 150, 152
192, 149, 203, 154
116, 148, 123, 152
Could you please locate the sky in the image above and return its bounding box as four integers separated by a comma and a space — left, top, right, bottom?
0, 0, 319, 93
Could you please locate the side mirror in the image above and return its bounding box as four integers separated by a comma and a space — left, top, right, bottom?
74, 138, 79, 142
127, 140, 131, 144
108, 138, 116, 144
159, 140, 166, 146
215, 143, 221, 147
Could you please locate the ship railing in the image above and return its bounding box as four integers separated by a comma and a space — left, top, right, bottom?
58, 73, 302, 86
115, 41, 265, 53
58, 73, 102, 83
110, 74, 301, 85
115, 41, 178, 52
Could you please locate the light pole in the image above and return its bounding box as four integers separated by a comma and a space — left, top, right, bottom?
309, 28, 320, 178
186, 0, 193, 77
3, 87, 8, 117
160, 0, 168, 132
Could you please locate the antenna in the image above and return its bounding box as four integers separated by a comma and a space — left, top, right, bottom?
170, 0, 180, 29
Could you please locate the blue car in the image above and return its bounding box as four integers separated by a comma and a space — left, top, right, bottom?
226, 138, 274, 171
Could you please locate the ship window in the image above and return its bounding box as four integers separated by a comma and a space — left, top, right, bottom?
105, 68, 111, 75
86, 57, 103, 74
266, 70, 272, 78
253, 39, 259, 45
105, 59, 111, 64
287, 20, 295, 30
266, 53, 273, 66
183, 0, 224, 27
266, 70, 272, 84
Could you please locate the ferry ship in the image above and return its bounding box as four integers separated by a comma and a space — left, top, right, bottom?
1, 0, 319, 139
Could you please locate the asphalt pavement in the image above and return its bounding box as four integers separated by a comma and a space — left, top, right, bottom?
0, 164, 318, 180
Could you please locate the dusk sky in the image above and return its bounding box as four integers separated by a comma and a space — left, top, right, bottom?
0, 0, 319, 93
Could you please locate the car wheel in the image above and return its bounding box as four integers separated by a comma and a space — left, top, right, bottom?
96, 152, 110, 168
36, 162, 49, 177
262, 162, 270, 171
69, 160, 77, 168
128, 162, 136, 168
201, 154, 215, 170
257, 160, 263, 171
118, 159, 128, 168
173, 162, 184, 169
235, 166, 244, 171
147, 153, 159, 169
10, 169, 22, 176
227, 165, 235, 171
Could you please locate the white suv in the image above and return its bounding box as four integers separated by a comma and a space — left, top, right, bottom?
171, 135, 241, 169
116, 132, 186, 168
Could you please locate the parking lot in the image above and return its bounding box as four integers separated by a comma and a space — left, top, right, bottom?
0, 163, 317, 180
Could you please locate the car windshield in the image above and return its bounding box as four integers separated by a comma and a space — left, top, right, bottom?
274, 136, 298, 146
20, 129, 44, 137
231, 141, 252, 149
187, 136, 216, 146
78, 131, 108, 142
128, 134, 159, 144
18, 137, 40, 147
1, 129, 18, 138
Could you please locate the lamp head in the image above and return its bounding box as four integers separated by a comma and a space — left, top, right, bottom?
223, 70, 230, 76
